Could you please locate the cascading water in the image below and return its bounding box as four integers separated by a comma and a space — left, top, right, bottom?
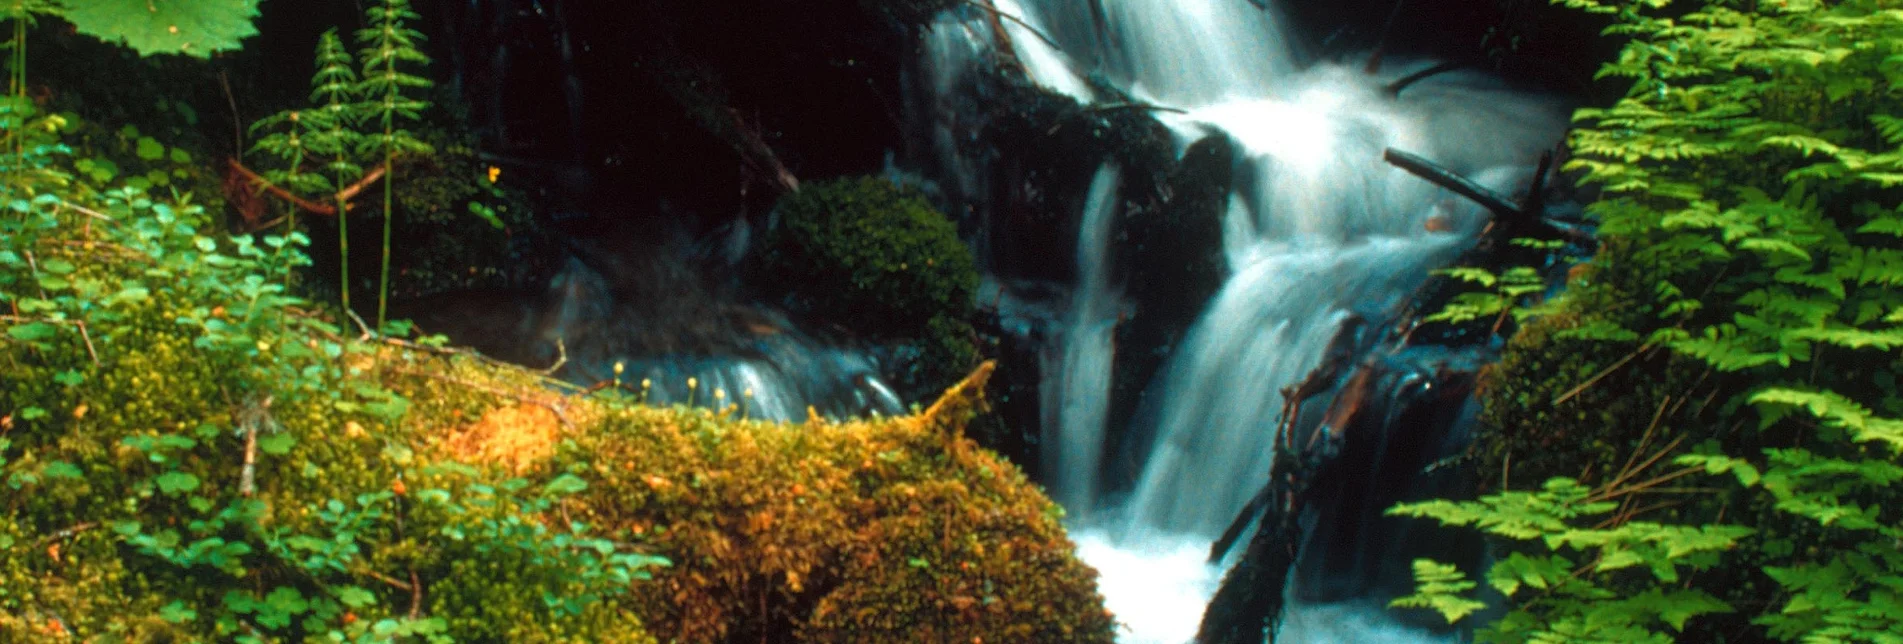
1044, 164, 1124, 516
920, 1, 1568, 641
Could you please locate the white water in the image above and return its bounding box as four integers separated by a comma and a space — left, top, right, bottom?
1044, 164, 1124, 515
923, 1, 1567, 641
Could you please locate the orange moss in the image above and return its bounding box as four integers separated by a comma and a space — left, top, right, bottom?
439, 401, 564, 473
550, 361, 1115, 643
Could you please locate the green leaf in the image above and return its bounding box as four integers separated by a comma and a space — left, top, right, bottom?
135, 136, 164, 160
259, 433, 296, 455
42, 461, 83, 480
1390, 559, 1488, 623
39, 258, 75, 274
155, 471, 201, 496
52, 370, 84, 387
57, 0, 263, 59
336, 585, 376, 608
542, 474, 588, 497
159, 600, 197, 624
7, 322, 58, 341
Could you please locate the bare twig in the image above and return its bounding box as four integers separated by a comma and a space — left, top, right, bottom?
74, 320, 98, 365
1364, 0, 1409, 73
346, 308, 375, 340
357, 566, 414, 591
1087, 102, 1190, 115
1610, 396, 1672, 487
58, 201, 115, 223
963, 0, 1062, 51
1386, 61, 1466, 96
1553, 344, 1653, 406
35, 522, 98, 546
240, 418, 259, 497
219, 70, 243, 156
540, 337, 568, 376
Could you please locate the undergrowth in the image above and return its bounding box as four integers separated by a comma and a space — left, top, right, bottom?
1391, 1, 1903, 642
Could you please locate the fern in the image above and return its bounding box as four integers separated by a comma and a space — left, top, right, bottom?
1395, 1, 1903, 641
1389, 479, 1744, 642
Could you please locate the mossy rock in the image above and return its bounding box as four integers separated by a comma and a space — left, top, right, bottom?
761, 176, 977, 335
758, 176, 983, 394
3, 245, 1108, 643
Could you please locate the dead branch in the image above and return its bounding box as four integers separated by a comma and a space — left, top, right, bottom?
1383, 147, 1589, 245
1384, 148, 1523, 221
963, 0, 1062, 52
226, 158, 387, 218
35, 522, 98, 547
408, 568, 423, 619
1386, 61, 1466, 97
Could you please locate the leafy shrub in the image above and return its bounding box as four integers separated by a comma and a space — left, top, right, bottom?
1393, 1, 1903, 642
1, 128, 663, 641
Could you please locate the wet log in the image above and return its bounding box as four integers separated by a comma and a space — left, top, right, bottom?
1197, 450, 1305, 644
1382, 148, 1590, 245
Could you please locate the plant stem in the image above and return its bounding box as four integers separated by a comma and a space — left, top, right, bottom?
377, 154, 391, 330
337, 191, 350, 314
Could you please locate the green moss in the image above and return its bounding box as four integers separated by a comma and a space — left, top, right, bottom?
3, 186, 1108, 642
759, 176, 982, 391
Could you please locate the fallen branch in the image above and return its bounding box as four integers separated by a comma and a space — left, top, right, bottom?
1384, 148, 1523, 221
963, 0, 1063, 51
1386, 61, 1466, 97
1086, 102, 1189, 115
1383, 147, 1589, 245
35, 522, 99, 547
226, 158, 387, 217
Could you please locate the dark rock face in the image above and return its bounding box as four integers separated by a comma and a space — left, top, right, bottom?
1103, 133, 1234, 494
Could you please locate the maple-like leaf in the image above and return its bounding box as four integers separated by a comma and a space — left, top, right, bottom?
56, 0, 261, 59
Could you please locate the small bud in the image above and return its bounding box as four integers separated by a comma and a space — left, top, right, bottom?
614, 361, 625, 375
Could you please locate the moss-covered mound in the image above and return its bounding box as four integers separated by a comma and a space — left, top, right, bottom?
0, 180, 1111, 642
756, 177, 983, 395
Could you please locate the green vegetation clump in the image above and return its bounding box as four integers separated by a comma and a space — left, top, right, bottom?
1389, 1, 1903, 642
0, 119, 1110, 642
759, 176, 982, 390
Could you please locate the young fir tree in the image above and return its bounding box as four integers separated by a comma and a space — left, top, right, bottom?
251, 29, 365, 310
354, 0, 434, 329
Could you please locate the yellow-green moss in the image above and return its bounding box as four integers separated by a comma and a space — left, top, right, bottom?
4, 266, 1110, 643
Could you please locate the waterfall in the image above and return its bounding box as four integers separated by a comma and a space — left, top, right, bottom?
921, 0, 1568, 641
1044, 164, 1123, 516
